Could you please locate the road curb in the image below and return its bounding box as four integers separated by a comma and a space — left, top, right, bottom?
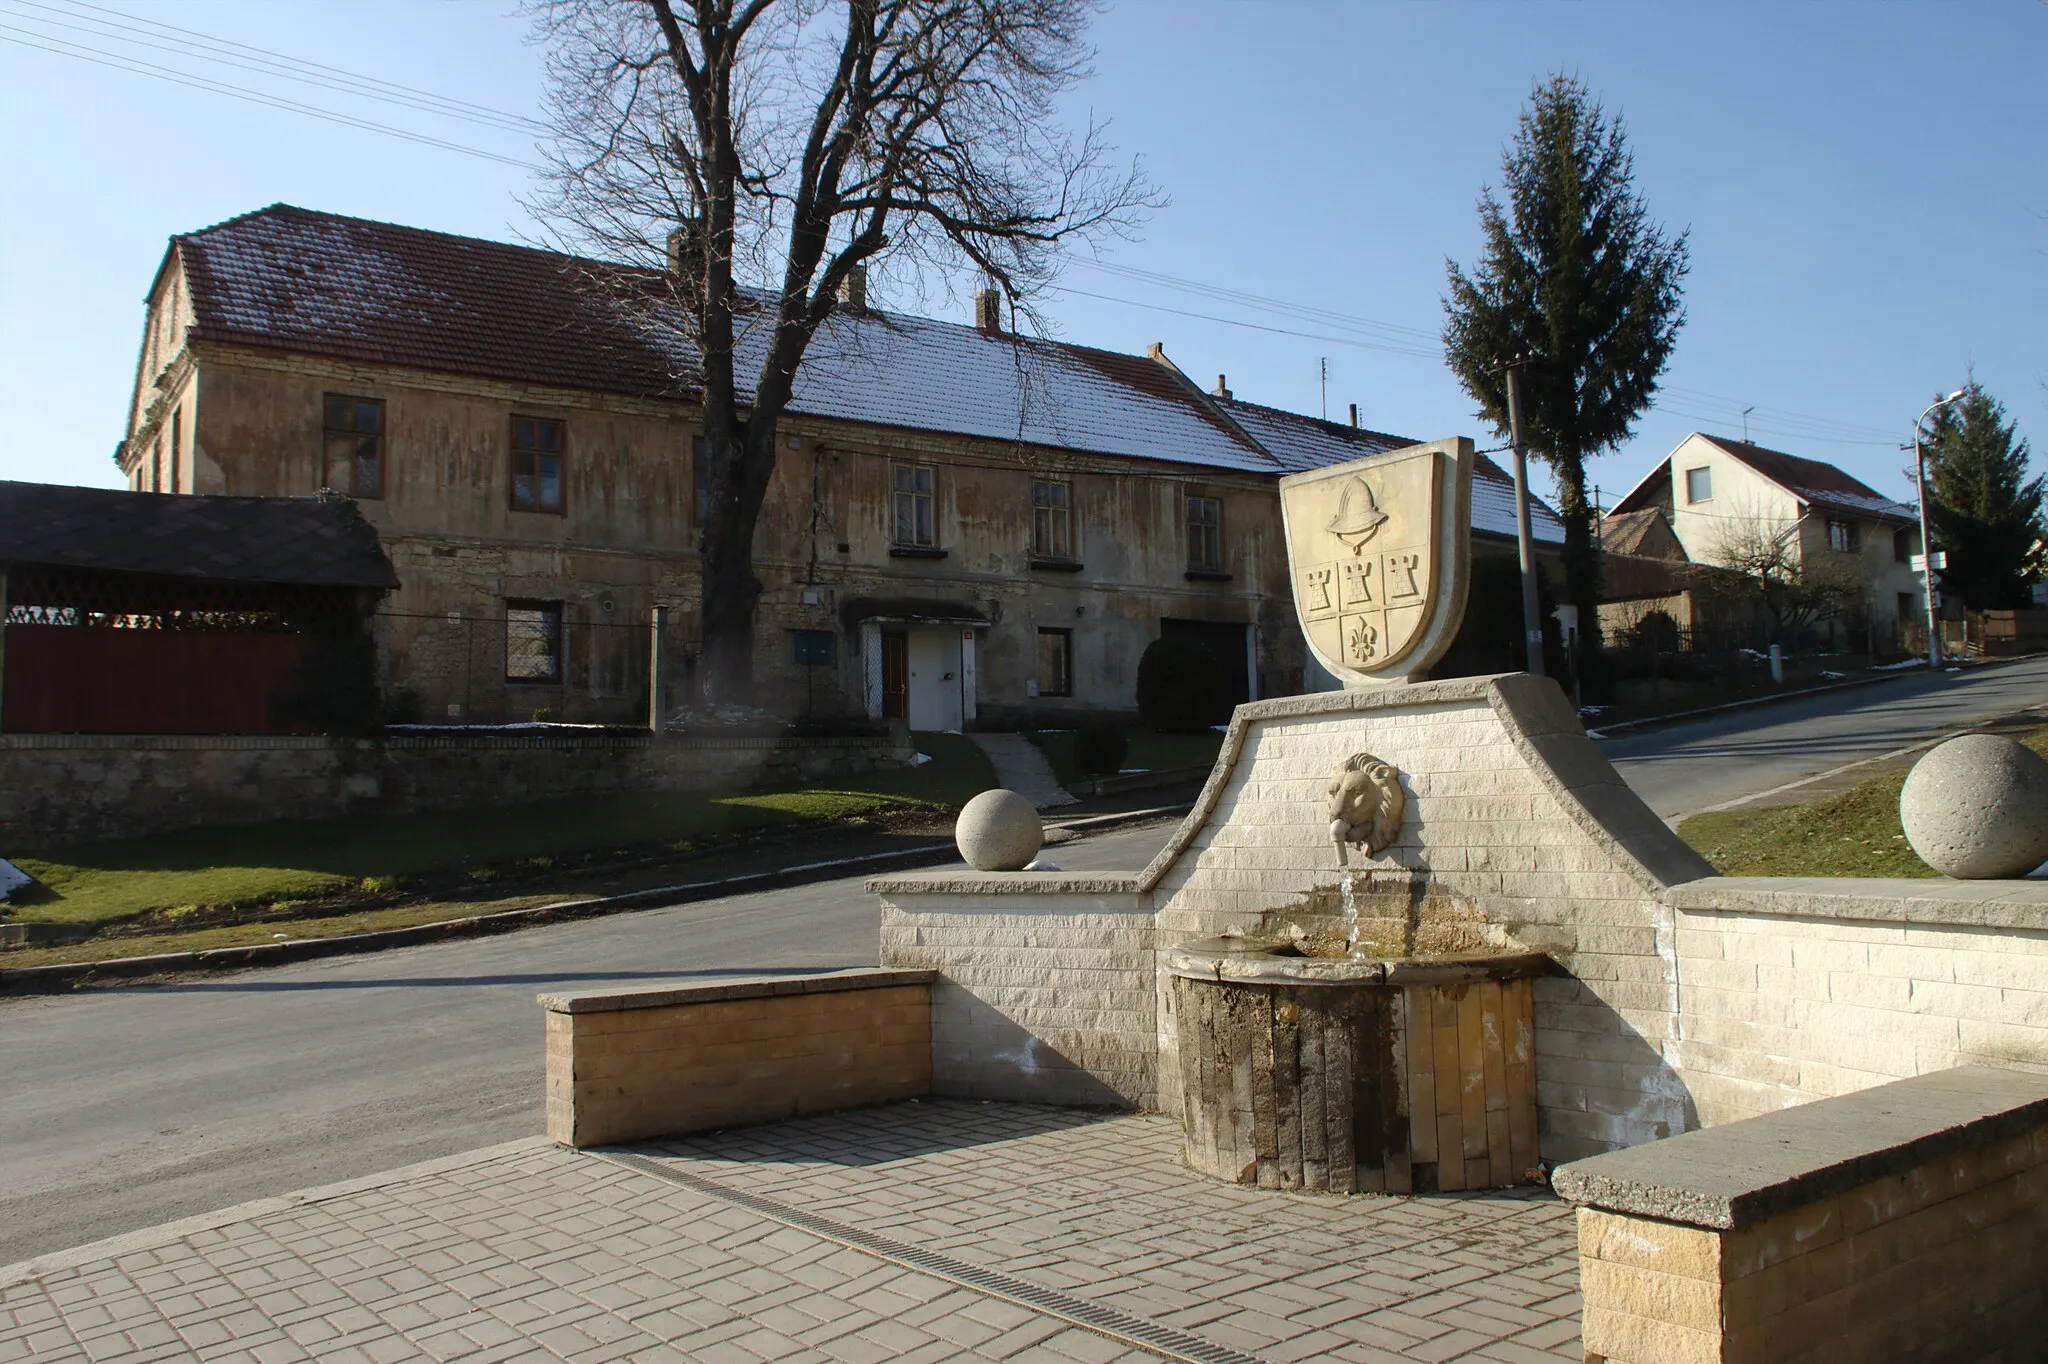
0, 805, 1189, 994
1587, 669, 1918, 739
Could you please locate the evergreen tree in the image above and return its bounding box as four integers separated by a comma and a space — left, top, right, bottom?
1443, 74, 1690, 684
1918, 381, 2043, 610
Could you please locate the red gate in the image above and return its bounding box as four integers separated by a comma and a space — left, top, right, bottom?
2, 625, 310, 734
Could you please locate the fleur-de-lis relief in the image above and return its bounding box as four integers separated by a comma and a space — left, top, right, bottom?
1347, 617, 1378, 662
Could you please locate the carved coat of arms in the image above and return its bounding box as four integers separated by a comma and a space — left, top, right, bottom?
1280, 439, 1474, 686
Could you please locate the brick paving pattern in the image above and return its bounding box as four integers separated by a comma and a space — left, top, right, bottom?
2, 1103, 1579, 1362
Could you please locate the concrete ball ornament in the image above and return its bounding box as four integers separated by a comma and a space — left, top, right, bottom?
955, 789, 1044, 871
1899, 733, 2048, 879
1327, 753, 1405, 858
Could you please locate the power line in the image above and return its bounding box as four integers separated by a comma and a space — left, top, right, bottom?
0, 27, 543, 170
13, 0, 545, 134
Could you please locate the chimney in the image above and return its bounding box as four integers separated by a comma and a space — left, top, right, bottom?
665, 223, 696, 275
974, 286, 1002, 334
1147, 342, 1166, 360
1212, 374, 1232, 401
838, 265, 868, 314
1348, 403, 1359, 428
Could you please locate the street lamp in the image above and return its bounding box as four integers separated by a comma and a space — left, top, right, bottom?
1913, 389, 1967, 671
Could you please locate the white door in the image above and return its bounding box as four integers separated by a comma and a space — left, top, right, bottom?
906, 628, 964, 731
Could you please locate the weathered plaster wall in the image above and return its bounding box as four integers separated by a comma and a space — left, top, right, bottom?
153, 344, 1302, 726
1667, 879, 2048, 1126
0, 730, 910, 849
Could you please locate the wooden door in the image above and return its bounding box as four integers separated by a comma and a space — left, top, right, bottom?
881, 631, 908, 719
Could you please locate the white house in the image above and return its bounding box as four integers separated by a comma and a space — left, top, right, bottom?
1608, 433, 1926, 644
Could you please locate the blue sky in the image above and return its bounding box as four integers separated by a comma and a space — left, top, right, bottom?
1, 0, 2040, 508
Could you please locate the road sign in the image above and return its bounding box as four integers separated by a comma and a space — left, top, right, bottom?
1909, 551, 1948, 572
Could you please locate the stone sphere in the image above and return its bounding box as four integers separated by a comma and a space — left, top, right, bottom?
955, 789, 1043, 871
1900, 734, 2048, 879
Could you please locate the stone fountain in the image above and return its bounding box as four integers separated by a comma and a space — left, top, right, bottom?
1160, 441, 1545, 1193
870, 437, 1717, 1188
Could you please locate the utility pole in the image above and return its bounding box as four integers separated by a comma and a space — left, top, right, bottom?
1505, 363, 1545, 676
1913, 390, 1966, 672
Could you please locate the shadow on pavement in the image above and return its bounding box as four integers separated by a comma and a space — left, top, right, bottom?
640, 1096, 1126, 1168
135, 965, 854, 993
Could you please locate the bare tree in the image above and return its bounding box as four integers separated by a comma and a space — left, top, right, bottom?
1704, 515, 1859, 639
526, 0, 1155, 703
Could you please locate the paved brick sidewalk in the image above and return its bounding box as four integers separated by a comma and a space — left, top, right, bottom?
2, 1103, 1579, 1363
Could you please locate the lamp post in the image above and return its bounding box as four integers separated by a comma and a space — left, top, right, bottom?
1913, 389, 1966, 671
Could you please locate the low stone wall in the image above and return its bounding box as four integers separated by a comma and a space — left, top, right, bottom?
0, 730, 912, 848
1667, 878, 2048, 1126
870, 876, 1154, 1106
1557, 1066, 2048, 1363
540, 970, 935, 1148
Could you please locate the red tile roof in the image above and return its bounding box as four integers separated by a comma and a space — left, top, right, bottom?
1695, 436, 1915, 522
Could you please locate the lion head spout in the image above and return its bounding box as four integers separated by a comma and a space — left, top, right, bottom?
1326, 753, 1405, 860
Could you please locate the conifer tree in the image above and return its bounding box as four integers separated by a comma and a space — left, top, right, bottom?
1443, 74, 1690, 683
1918, 381, 2043, 610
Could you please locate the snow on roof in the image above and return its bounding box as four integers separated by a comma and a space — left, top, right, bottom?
169, 205, 1570, 535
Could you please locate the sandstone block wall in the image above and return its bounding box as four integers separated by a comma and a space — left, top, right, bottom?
872, 878, 1155, 1107
0, 731, 910, 847
1565, 1067, 2048, 1363
1668, 879, 2048, 1126
541, 971, 934, 1147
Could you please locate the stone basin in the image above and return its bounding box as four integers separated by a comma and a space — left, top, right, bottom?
1167, 935, 1551, 1195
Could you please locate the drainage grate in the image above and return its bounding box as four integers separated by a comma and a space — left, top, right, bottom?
591, 1148, 1268, 1364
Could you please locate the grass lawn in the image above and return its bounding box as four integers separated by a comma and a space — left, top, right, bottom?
1677, 726, 2048, 877
5, 731, 994, 932
1028, 727, 1224, 785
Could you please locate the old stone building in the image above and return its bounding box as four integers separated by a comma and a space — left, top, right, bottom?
119, 205, 1562, 726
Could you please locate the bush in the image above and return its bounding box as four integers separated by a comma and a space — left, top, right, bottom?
1136, 636, 1237, 732
1072, 725, 1130, 777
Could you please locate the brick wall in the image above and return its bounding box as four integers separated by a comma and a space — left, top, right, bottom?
0, 730, 911, 848
541, 971, 935, 1147
1668, 879, 2048, 1126
873, 879, 1155, 1107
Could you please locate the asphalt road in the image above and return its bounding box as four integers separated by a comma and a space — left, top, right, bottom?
9, 661, 2047, 1267
0, 822, 1175, 1268
1600, 657, 2048, 819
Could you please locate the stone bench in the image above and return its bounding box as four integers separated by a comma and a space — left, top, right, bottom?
540, 969, 935, 1147
1554, 1065, 2048, 1363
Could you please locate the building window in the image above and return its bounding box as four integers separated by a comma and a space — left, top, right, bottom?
1893, 527, 1913, 563
1898, 592, 1915, 623
893, 464, 935, 547
792, 629, 836, 665
505, 601, 564, 682
1826, 518, 1858, 553
1684, 466, 1712, 504
169, 409, 182, 495
1031, 480, 1072, 560
511, 416, 565, 513
1186, 495, 1222, 572
323, 394, 384, 499
1036, 628, 1073, 698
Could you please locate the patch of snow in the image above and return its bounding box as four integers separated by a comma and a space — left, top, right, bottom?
0, 858, 31, 900
1869, 658, 1930, 672
1022, 859, 1061, 872
911, 752, 933, 767
387, 721, 617, 731
1118, 768, 1150, 774
1819, 670, 1847, 680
